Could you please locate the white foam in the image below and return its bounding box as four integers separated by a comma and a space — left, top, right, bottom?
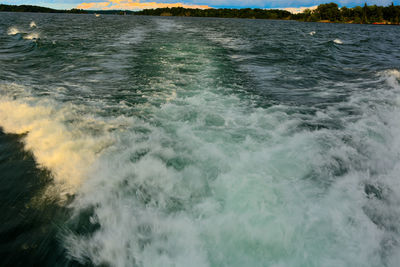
309, 31, 316, 35
64, 63, 400, 266
7, 25, 39, 40
3, 28, 400, 264
333, 38, 343, 44
380, 69, 400, 80
30, 21, 37, 28
7, 26, 21, 35
376, 69, 400, 92
24, 32, 39, 40
0, 83, 119, 193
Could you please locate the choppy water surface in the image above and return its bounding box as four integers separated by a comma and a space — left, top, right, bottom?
1, 12, 400, 267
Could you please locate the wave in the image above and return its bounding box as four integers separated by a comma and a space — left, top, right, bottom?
62, 68, 400, 266
0, 83, 121, 193
23, 32, 40, 40
380, 69, 400, 80
205, 30, 251, 51
7, 26, 21, 35
2, 21, 400, 264
7, 26, 39, 40
333, 38, 343, 44
156, 18, 181, 32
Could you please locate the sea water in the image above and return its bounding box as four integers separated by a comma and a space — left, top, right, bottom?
1, 12, 400, 267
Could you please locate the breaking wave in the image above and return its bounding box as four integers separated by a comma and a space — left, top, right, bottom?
62, 69, 400, 267
2, 15, 400, 267
0, 84, 121, 193
333, 38, 343, 44
7, 26, 21, 35
24, 32, 40, 40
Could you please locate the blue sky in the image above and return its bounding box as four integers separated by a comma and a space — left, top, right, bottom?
1, 0, 398, 10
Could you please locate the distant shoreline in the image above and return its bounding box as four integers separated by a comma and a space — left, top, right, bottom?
1, 3, 399, 25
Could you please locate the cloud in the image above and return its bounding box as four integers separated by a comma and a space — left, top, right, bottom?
77, 2, 110, 9
280, 5, 317, 13
77, 0, 212, 10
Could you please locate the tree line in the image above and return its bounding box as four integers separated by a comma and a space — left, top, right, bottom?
135, 3, 400, 24
134, 7, 291, 19
292, 2, 400, 24
1, 3, 400, 24
0, 4, 88, 13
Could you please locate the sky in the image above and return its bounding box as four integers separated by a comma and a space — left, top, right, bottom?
1, 0, 398, 11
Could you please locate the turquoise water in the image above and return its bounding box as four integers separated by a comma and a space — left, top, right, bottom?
1, 12, 400, 267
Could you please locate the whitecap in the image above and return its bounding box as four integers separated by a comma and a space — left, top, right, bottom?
378, 69, 400, 91
0, 83, 121, 194
333, 38, 343, 44
7, 26, 20, 35
379, 69, 400, 80
63, 66, 400, 266
24, 33, 39, 40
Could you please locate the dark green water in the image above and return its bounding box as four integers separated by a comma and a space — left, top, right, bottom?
1, 12, 400, 267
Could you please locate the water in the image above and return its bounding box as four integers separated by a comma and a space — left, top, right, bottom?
1, 12, 400, 267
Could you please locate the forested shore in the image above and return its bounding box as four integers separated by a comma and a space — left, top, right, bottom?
292, 3, 400, 24
1, 3, 400, 24
0, 4, 86, 13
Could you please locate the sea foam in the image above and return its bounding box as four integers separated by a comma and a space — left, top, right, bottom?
2, 21, 400, 266
0, 84, 119, 193
24, 33, 39, 40
7, 26, 20, 35
334, 38, 343, 44
64, 52, 400, 267
52, 15, 400, 266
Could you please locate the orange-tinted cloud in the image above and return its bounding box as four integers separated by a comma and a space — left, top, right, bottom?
77, 2, 110, 9
77, 0, 212, 10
